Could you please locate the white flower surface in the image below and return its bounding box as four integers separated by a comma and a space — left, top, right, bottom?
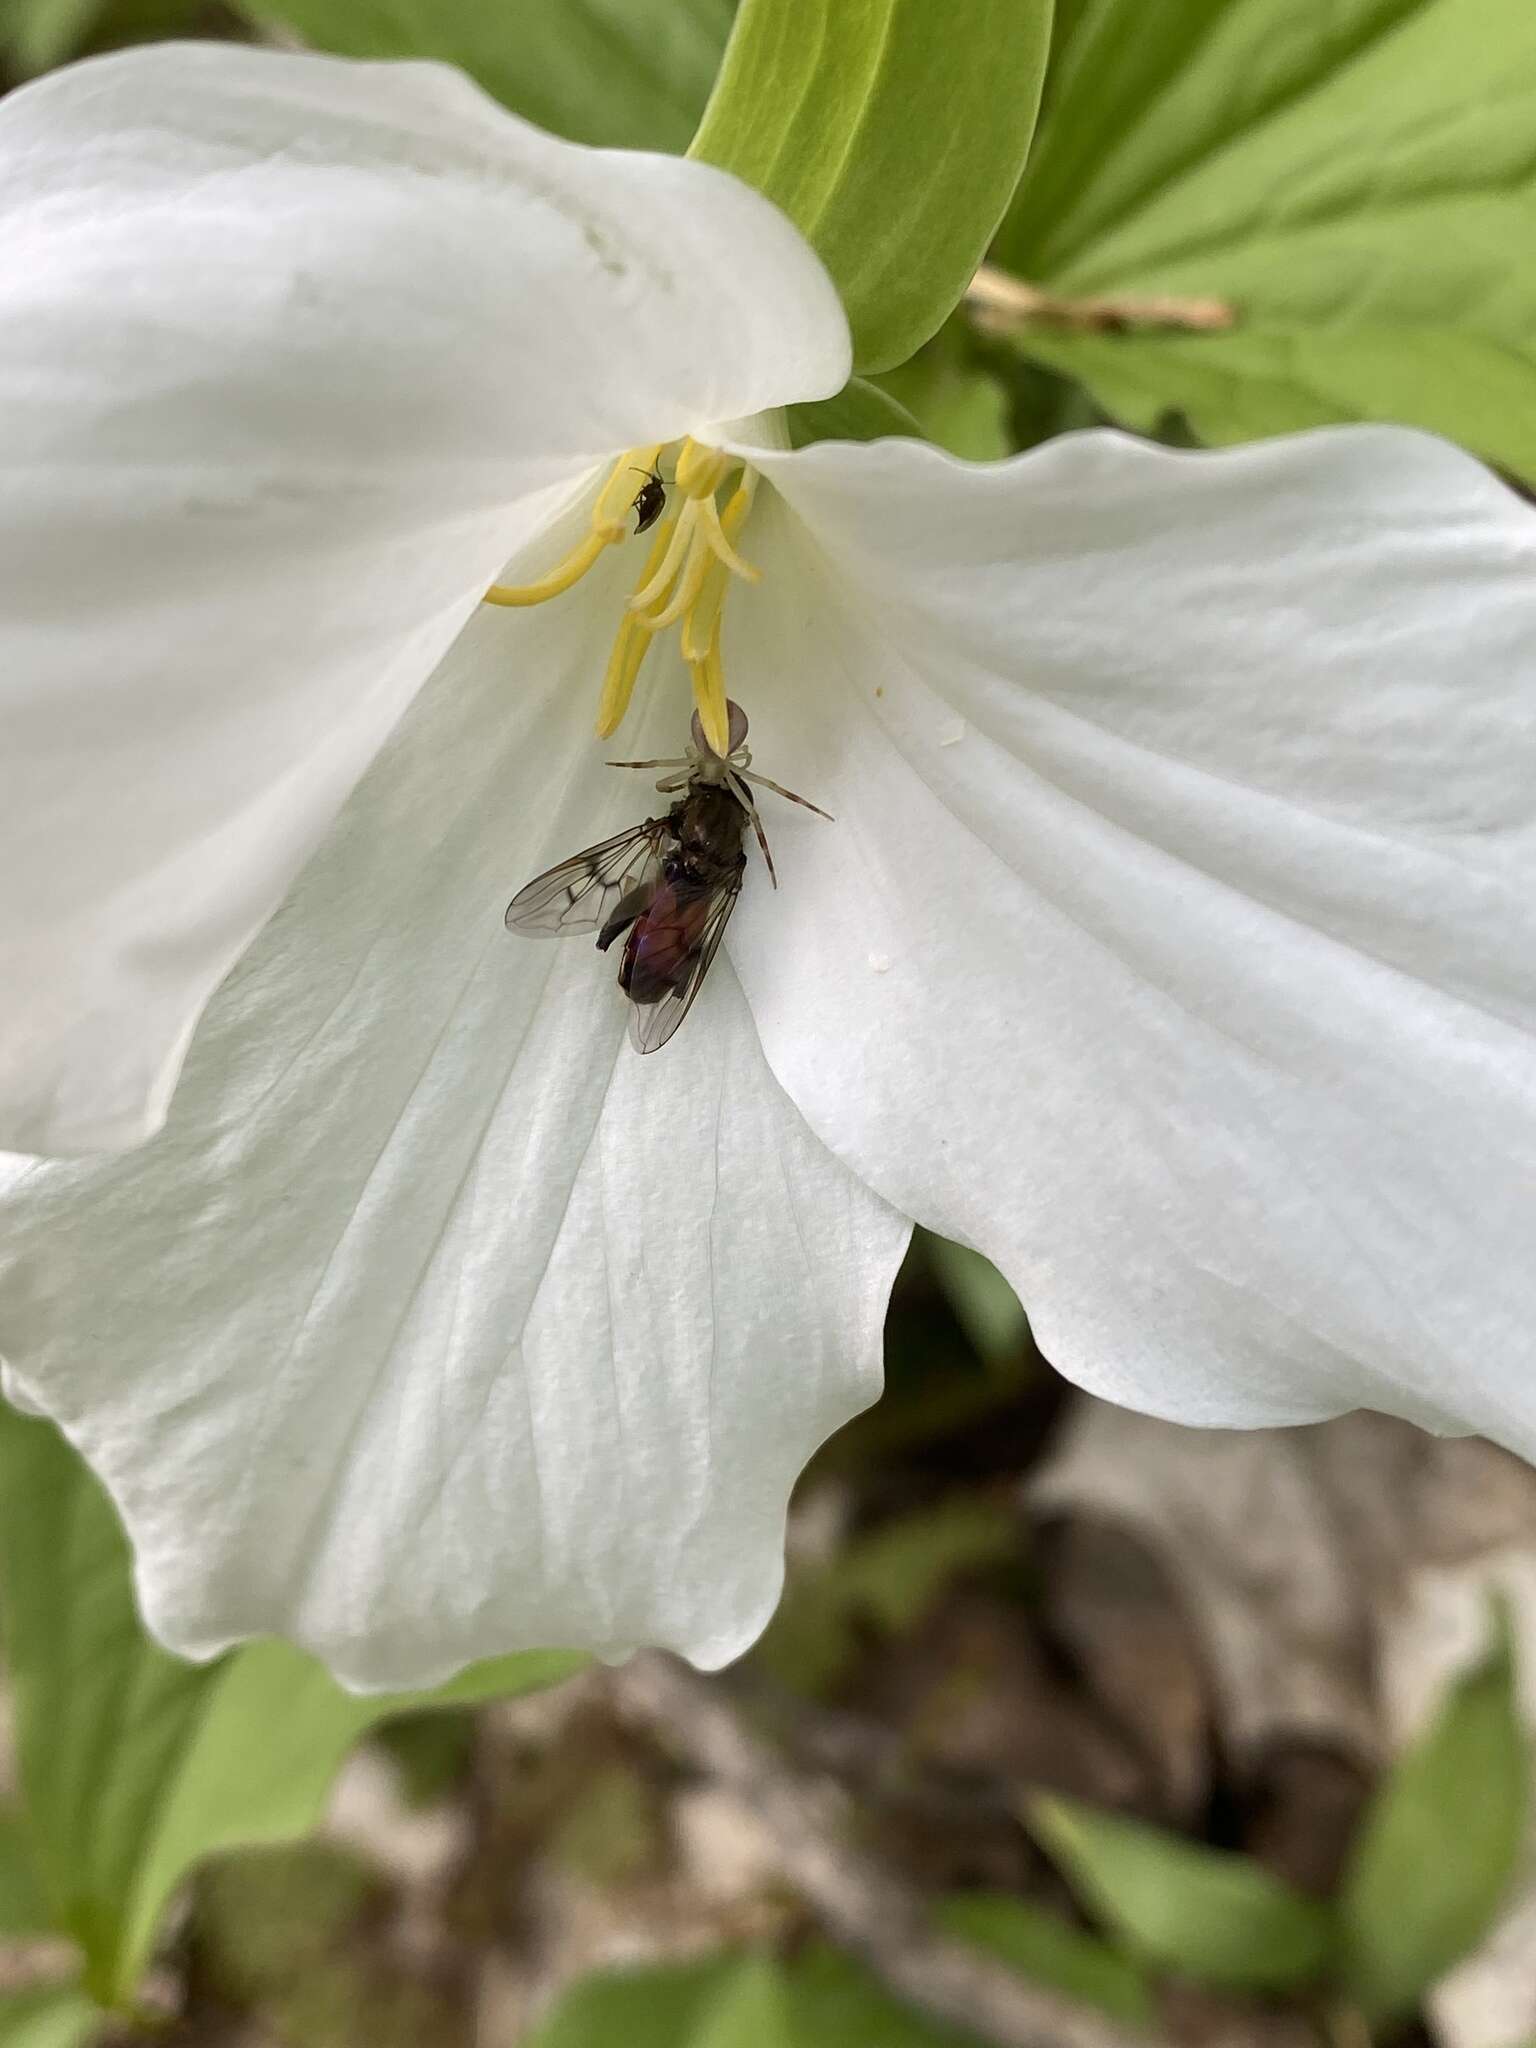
1, 43, 1534, 1688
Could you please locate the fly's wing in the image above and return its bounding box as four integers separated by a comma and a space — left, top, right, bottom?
505, 821, 664, 938
628, 870, 743, 1053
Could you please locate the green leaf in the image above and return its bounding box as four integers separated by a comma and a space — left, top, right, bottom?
3, 0, 105, 69
4, 0, 204, 70
115, 1638, 583, 2000
0, 1404, 582, 2009
240, 0, 734, 153
874, 326, 1012, 463
920, 1231, 1030, 1372
1338, 1605, 1528, 2024
787, 378, 922, 449
1029, 1792, 1334, 1992
993, 0, 1536, 480
782, 1942, 966, 2046
0, 1812, 52, 1937
535, 1922, 1144, 2048
524, 1956, 741, 2048
691, 1954, 795, 2048
691, 0, 1054, 374
935, 1892, 1154, 2025
0, 1985, 100, 2048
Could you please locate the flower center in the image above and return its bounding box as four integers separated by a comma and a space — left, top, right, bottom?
482, 437, 759, 757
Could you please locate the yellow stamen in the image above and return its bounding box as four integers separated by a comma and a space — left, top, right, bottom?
478, 435, 764, 749
675, 436, 732, 499
680, 474, 757, 660
697, 478, 759, 582
594, 441, 662, 532
592, 512, 680, 736
627, 498, 698, 613
483, 527, 614, 607
595, 615, 656, 739
483, 446, 664, 606
688, 613, 730, 757
645, 522, 716, 632
681, 557, 728, 663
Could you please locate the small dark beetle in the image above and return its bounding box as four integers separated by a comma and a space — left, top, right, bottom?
629, 463, 669, 535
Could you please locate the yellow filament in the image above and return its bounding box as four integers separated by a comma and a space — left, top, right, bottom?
681, 557, 728, 662
483, 527, 614, 608
627, 497, 698, 613
591, 512, 680, 735
680, 474, 756, 659
645, 523, 716, 631
631, 509, 682, 610
688, 614, 730, 757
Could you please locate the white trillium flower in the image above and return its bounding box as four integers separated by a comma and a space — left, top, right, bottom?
2, 43, 1535, 1689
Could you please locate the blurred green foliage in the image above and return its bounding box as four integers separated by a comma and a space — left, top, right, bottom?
758, 1494, 1020, 1695
0, 1404, 582, 2010
994, 0, 1536, 481
1029, 1791, 1335, 1992
0, 1984, 100, 2048
1339, 1599, 1528, 2023
0, 0, 1531, 2039
527, 1906, 1150, 2048
239, 0, 733, 151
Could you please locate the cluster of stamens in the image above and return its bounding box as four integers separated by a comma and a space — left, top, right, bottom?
483, 437, 758, 757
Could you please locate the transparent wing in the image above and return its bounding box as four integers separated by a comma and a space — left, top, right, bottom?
628, 872, 743, 1054
504, 821, 664, 938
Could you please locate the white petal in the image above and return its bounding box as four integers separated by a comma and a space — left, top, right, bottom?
0, 578, 904, 1689
725, 427, 1536, 1451
0, 43, 848, 1156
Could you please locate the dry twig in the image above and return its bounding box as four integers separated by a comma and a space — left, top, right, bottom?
609, 1651, 1167, 2048
967, 263, 1236, 336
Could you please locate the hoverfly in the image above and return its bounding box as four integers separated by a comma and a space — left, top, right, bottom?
504, 701, 829, 1053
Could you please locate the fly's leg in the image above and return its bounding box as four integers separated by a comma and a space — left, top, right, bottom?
725, 768, 777, 889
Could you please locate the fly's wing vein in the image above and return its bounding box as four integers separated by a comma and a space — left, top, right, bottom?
504, 821, 665, 938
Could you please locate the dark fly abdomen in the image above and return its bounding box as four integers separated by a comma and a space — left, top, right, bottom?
620, 881, 718, 1002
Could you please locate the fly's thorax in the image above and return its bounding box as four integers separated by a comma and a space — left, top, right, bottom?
670, 780, 749, 876
482, 436, 762, 757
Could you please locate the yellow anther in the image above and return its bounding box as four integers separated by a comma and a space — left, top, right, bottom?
595, 615, 656, 738
594, 443, 663, 535
688, 613, 730, 758
483, 527, 614, 607
484, 445, 665, 605
696, 486, 759, 583
675, 436, 732, 499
